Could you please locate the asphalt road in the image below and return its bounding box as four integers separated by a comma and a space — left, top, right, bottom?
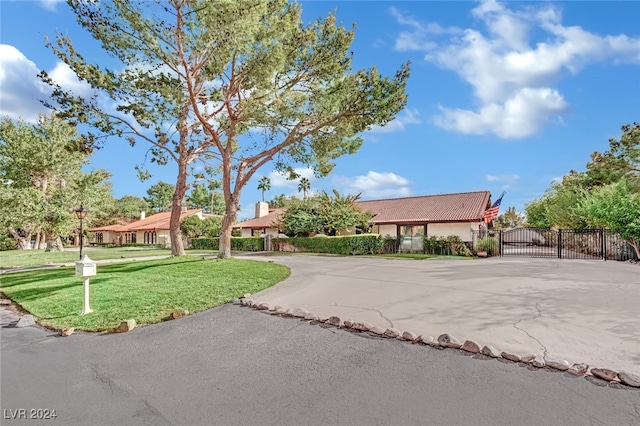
1, 304, 638, 426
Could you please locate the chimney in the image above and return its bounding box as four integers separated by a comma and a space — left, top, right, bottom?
140, 211, 146, 220
255, 201, 269, 218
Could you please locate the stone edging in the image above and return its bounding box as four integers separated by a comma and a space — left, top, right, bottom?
235, 297, 640, 389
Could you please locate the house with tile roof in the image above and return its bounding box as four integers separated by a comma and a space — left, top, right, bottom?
89, 208, 204, 247
234, 191, 494, 250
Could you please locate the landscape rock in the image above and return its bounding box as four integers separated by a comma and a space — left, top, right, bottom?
545, 358, 570, 371
352, 322, 372, 332
617, 371, 640, 388
0, 299, 11, 305
327, 316, 343, 327
531, 355, 545, 368
304, 313, 318, 321
169, 310, 189, 320
384, 328, 401, 338
291, 307, 309, 318
420, 336, 435, 346
370, 326, 386, 335
59, 327, 75, 337
476, 251, 488, 258
461, 340, 481, 354
521, 354, 537, 363
343, 320, 355, 328
481, 345, 501, 358
437, 334, 462, 349
567, 363, 589, 376
256, 302, 271, 311
243, 299, 254, 307
114, 319, 136, 333
318, 316, 329, 323
275, 307, 287, 315
15, 315, 35, 328
402, 331, 420, 342
501, 352, 522, 362
243, 293, 251, 299
591, 368, 618, 382
230, 298, 242, 305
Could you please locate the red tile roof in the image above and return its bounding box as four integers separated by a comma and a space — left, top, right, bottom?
234, 192, 492, 228
89, 209, 202, 232
357, 191, 491, 224
234, 208, 285, 229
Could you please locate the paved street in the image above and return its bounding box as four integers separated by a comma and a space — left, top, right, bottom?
244, 255, 640, 374
1, 304, 639, 426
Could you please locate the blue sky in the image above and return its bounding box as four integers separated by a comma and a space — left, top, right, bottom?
1, 0, 639, 220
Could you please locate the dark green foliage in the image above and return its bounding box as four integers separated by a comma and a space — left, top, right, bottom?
0, 232, 18, 251
181, 216, 223, 238
272, 234, 383, 255
191, 237, 264, 252
144, 181, 175, 212
476, 237, 500, 256
423, 236, 472, 256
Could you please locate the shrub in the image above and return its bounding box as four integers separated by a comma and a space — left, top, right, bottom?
0, 232, 17, 251
272, 234, 383, 255
191, 237, 264, 251
477, 237, 500, 256
423, 235, 472, 256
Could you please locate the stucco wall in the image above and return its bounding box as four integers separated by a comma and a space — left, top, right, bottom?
373, 224, 397, 237
427, 222, 479, 241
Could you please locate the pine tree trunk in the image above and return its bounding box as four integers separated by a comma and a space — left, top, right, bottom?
218, 198, 238, 259
169, 160, 189, 256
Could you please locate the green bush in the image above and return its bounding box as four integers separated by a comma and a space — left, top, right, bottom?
191, 237, 264, 251
121, 243, 164, 249
423, 235, 472, 256
272, 234, 383, 255
477, 237, 500, 256
0, 232, 17, 251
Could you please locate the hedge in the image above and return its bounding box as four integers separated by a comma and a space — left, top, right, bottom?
191, 237, 264, 251
272, 234, 383, 255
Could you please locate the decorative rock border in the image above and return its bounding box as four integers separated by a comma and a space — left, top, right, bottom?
239, 297, 640, 389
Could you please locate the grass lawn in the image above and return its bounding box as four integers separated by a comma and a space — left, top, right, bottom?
0, 257, 289, 331
0, 247, 215, 269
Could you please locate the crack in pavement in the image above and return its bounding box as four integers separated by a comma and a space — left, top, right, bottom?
90, 364, 117, 397
330, 302, 394, 328
512, 301, 549, 358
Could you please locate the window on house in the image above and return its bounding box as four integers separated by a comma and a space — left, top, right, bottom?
399, 225, 425, 252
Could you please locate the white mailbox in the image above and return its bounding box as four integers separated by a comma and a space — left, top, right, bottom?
75, 255, 97, 277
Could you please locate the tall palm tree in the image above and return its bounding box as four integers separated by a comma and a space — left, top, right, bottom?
257, 176, 271, 202
298, 177, 310, 199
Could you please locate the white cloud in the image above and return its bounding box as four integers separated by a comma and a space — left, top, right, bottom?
335, 171, 413, 199
39, 0, 64, 11
0, 44, 93, 123
390, 7, 461, 52
368, 108, 421, 134
434, 88, 568, 138
268, 167, 316, 188
393, 0, 640, 139
0, 45, 51, 122
486, 173, 519, 189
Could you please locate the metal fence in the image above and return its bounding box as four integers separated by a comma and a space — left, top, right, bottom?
472, 228, 638, 261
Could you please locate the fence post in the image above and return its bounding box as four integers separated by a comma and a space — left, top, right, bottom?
601, 229, 606, 261
499, 230, 503, 257
557, 229, 562, 259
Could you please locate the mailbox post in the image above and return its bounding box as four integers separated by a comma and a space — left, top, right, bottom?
75, 254, 97, 315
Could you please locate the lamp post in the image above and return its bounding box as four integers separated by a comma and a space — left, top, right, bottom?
75, 205, 88, 260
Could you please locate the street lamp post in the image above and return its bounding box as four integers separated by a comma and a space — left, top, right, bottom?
75, 205, 88, 260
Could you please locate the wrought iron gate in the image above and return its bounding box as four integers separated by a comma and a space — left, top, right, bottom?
474, 228, 637, 261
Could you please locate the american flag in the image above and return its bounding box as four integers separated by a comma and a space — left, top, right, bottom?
483, 192, 505, 223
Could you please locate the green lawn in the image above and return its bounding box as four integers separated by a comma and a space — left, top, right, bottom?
0, 257, 289, 331
0, 247, 215, 269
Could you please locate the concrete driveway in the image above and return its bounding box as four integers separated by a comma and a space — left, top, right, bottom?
243, 255, 640, 374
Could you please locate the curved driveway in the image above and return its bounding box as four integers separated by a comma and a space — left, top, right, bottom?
244, 255, 640, 374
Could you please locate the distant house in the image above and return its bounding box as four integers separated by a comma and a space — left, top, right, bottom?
89, 208, 203, 247
234, 191, 494, 250
235, 202, 286, 237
